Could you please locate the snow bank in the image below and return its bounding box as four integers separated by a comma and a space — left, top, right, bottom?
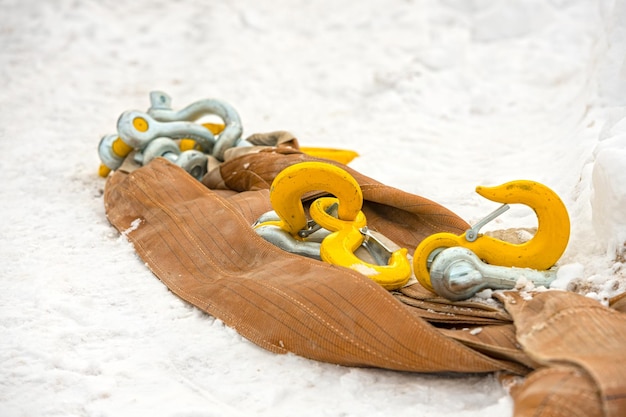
591, 0, 626, 259
593, 123, 626, 258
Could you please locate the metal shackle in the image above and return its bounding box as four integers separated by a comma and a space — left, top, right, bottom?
140, 137, 208, 181
117, 110, 216, 154
254, 224, 324, 260
98, 134, 130, 173
147, 91, 248, 161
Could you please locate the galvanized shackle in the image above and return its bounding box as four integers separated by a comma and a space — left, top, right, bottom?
98, 109, 217, 178
253, 207, 405, 267
117, 110, 216, 154
254, 224, 324, 260
140, 137, 208, 181
98, 92, 250, 177
253, 209, 328, 260
147, 91, 249, 161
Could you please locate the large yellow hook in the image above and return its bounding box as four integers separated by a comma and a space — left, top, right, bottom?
264, 162, 363, 234
258, 162, 411, 290
413, 180, 570, 292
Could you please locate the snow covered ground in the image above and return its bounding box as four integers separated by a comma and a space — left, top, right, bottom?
1, 0, 625, 416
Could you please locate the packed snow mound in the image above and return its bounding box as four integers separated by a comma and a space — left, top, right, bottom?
593, 116, 626, 257
590, 0, 626, 259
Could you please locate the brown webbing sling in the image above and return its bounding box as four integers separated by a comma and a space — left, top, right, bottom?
104, 134, 626, 417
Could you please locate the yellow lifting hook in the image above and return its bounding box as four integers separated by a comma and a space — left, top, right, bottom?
413, 180, 571, 292
257, 162, 411, 290
310, 197, 411, 290
264, 162, 363, 234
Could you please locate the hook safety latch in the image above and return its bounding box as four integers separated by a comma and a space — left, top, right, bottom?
464, 203, 510, 242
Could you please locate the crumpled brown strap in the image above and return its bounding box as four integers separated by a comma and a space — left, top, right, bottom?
500, 291, 626, 417
103, 145, 626, 417
105, 158, 526, 375
508, 366, 604, 417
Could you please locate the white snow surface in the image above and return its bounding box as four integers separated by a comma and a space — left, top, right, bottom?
2, 0, 626, 416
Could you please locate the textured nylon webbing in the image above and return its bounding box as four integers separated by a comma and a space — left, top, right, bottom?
104, 151, 626, 417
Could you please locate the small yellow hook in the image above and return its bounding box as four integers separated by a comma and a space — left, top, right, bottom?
257, 161, 411, 289
310, 197, 411, 290
413, 180, 570, 292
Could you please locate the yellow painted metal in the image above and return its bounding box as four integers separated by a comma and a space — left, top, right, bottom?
98, 164, 112, 178
300, 147, 359, 165
112, 137, 133, 156
202, 122, 226, 135
310, 197, 411, 290
132, 116, 149, 132
266, 162, 363, 235
179, 139, 198, 151
413, 180, 570, 292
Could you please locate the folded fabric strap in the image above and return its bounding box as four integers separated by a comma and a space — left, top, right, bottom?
501, 291, 626, 417
104, 142, 626, 417
105, 158, 522, 374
